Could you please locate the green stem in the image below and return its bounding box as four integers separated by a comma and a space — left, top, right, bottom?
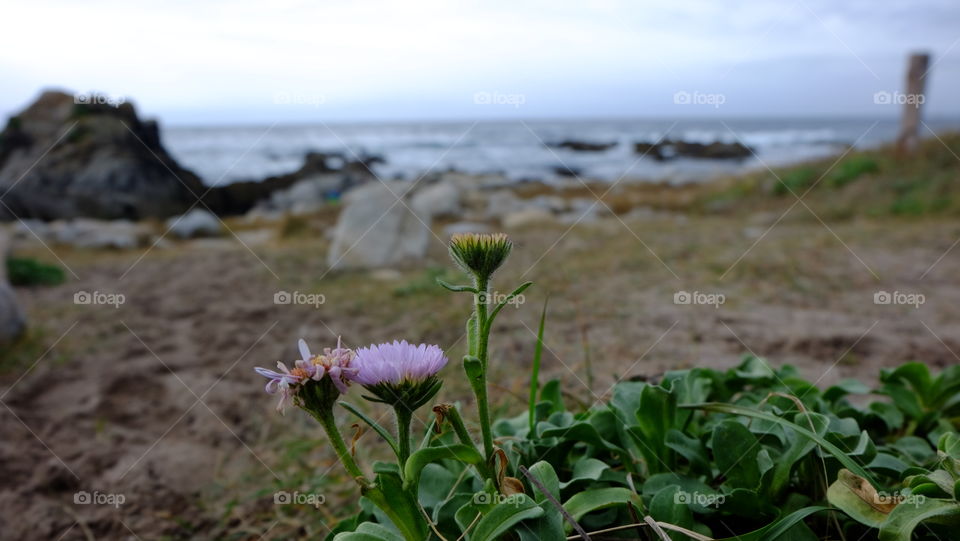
396, 406, 413, 472
474, 276, 494, 461
313, 407, 367, 484
446, 404, 476, 448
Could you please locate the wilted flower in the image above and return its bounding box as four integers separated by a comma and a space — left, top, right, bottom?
255, 337, 358, 414
298, 338, 357, 393
353, 341, 447, 410
449, 233, 512, 280
254, 360, 313, 414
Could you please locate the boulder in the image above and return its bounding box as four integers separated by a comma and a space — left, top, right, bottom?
0, 229, 26, 344
0, 90, 206, 220
327, 182, 430, 269
632, 139, 753, 161
50, 219, 151, 249
551, 140, 617, 152
165, 209, 221, 239
411, 181, 462, 218
502, 208, 555, 229
443, 222, 492, 237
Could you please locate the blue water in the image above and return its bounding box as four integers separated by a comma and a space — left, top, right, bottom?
162, 117, 960, 186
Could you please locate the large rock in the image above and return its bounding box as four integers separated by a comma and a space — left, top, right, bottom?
502, 208, 555, 229
0, 230, 26, 344
0, 90, 206, 220
411, 181, 462, 218
51, 219, 152, 249
165, 209, 221, 239
327, 182, 430, 269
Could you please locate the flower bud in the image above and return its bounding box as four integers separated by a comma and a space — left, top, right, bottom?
448, 233, 512, 280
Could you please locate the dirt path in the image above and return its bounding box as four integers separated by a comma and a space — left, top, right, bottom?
3, 213, 960, 539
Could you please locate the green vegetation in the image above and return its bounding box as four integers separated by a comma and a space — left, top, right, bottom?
702, 134, 960, 218
6, 257, 66, 286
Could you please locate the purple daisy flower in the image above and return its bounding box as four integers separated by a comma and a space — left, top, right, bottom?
353, 341, 448, 386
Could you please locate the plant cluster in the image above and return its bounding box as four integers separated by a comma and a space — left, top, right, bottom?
256, 234, 960, 540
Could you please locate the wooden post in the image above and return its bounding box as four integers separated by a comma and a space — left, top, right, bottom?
895, 52, 930, 154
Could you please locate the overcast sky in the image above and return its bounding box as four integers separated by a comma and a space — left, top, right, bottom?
2, 0, 959, 124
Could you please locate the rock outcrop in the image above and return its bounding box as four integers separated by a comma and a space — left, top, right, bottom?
633, 139, 753, 160
0, 91, 206, 221
550, 140, 617, 152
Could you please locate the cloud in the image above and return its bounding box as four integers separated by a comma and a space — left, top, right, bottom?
0, 0, 957, 121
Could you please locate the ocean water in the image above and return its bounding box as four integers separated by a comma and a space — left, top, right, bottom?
162, 117, 960, 186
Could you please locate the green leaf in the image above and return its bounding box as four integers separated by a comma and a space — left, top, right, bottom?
471, 494, 544, 541
333, 522, 406, 541
519, 462, 566, 541
402, 444, 484, 492
463, 355, 484, 395
539, 421, 619, 451
338, 401, 399, 458
559, 458, 610, 489
436, 277, 478, 294
539, 379, 564, 414
879, 498, 960, 541
767, 412, 830, 498
826, 470, 888, 529
361, 471, 428, 541
714, 506, 830, 541
563, 487, 638, 524
487, 281, 533, 327
649, 485, 697, 541
665, 429, 710, 472
686, 402, 879, 486
528, 296, 548, 434
713, 419, 762, 489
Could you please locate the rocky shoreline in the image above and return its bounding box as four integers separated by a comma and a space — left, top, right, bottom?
0, 91, 708, 268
